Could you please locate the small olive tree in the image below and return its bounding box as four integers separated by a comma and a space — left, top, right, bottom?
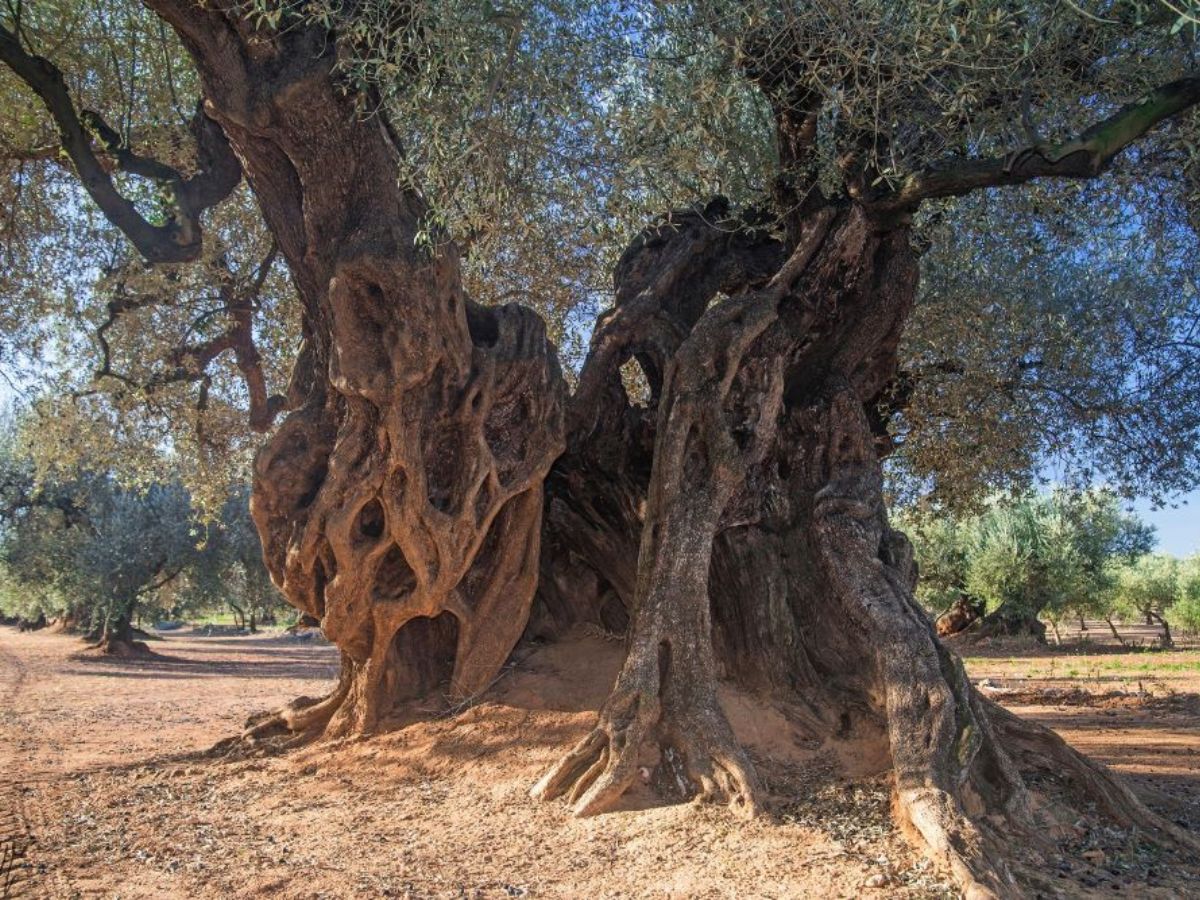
0, 468, 194, 652
907, 489, 1153, 641
0, 428, 275, 648
1112, 554, 1181, 648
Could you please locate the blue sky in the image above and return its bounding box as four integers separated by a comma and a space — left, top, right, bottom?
1133, 489, 1200, 556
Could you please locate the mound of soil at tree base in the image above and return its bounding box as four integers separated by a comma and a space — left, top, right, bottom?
284, 614, 320, 635
46, 617, 76, 634
69, 637, 159, 660
227, 630, 1200, 896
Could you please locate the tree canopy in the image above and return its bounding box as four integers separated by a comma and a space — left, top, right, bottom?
904, 487, 1156, 638
0, 426, 278, 644
2, 0, 1199, 511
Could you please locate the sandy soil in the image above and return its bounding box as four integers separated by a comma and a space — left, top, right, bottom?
1, 624, 1197, 899
959, 622, 1200, 844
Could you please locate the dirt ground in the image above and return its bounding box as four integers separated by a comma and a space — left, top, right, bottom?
1, 623, 1197, 899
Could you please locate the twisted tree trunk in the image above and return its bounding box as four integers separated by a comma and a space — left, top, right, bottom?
533, 202, 1197, 895
150, 4, 564, 738
970, 601, 1049, 642
934, 594, 985, 637
88, 602, 152, 656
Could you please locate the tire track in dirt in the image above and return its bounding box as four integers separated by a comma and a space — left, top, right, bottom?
0, 632, 74, 898
0, 631, 34, 898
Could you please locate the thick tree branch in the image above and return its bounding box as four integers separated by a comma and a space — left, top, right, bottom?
869, 77, 1200, 214
0, 22, 240, 262
135, 560, 186, 597
0, 137, 60, 163
570, 200, 784, 441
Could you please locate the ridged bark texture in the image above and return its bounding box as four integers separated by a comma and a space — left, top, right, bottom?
151, 4, 564, 736
141, 8, 1199, 895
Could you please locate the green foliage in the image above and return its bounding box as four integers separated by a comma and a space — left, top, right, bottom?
897, 513, 970, 614
0, 425, 276, 633
1, 0, 294, 505
1111, 553, 1180, 622
892, 184, 1200, 509
0, 466, 192, 634
682, 0, 1198, 191
165, 485, 284, 628
2, 0, 1199, 515
1176, 555, 1200, 632
904, 489, 1153, 624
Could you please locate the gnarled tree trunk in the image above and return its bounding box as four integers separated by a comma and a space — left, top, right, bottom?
150, 4, 565, 738
88, 602, 152, 656
934, 594, 985, 637
533, 201, 1197, 895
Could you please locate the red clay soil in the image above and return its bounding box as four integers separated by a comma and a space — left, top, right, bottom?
1, 624, 1197, 898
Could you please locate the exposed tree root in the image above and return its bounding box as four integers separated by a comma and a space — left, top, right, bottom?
209, 656, 355, 756
285, 614, 321, 635
535, 276, 1197, 897
535, 212, 837, 819
989, 698, 1200, 854
532, 663, 761, 817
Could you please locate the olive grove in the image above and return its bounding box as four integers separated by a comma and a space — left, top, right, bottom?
3, 0, 1200, 894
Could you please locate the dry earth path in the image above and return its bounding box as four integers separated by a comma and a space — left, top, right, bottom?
0, 625, 1197, 898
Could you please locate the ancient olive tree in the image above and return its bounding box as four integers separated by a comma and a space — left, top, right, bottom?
4, 0, 1200, 895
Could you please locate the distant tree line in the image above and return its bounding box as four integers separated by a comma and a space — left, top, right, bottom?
0, 439, 284, 653
904, 490, 1200, 647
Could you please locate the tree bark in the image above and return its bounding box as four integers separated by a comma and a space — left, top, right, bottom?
1105, 616, 1126, 646
970, 603, 1048, 642
533, 202, 1196, 895
148, 3, 564, 737
935, 594, 985, 637
1148, 611, 1174, 649
16, 613, 46, 633
89, 604, 152, 656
